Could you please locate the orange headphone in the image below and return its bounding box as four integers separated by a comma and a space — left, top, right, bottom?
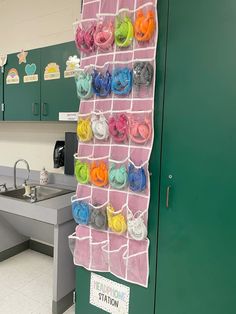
90, 161, 108, 187
134, 9, 155, 42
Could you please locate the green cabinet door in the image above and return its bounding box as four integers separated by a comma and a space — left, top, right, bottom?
156, 0, 236, 314
4, 49, 41, 121
40, 41, 78, 121
0, 69, 3, 120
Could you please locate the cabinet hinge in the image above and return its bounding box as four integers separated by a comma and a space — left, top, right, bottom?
1, 103, 5, 112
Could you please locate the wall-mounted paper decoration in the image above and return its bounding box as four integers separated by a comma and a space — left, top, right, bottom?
0, 54, 7, 67
64, 55, 80, 78
90, 273, 130, 314
24, 63, 38, 83
17, 50, 28, 64
6, 68, 20, 84
44, 63, 60, 80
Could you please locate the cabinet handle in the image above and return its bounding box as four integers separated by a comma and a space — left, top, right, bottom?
166, 186, 171, 208
42, 102, 48, 116
32, 103, 39, 116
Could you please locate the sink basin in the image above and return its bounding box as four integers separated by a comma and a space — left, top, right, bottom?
0, 185, 74, 203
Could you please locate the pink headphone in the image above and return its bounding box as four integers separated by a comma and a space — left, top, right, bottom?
129, 117, 152, 144
109, 114, 129, 143
94, 21, 114, 51
75, 24, 96, 54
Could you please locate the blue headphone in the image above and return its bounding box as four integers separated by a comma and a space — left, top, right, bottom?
128, 164, 147, 192
111, 67, 132, 95
72, 201, 90, 225
92, 69, 112, 97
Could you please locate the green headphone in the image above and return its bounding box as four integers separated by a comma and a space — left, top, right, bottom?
115, 16, 134, 48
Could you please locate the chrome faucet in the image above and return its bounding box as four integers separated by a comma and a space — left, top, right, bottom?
14, 159, 30, 189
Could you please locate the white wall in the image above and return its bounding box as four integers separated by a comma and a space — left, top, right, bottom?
0, 0, 81, 173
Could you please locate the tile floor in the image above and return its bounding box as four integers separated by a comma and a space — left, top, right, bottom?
0, 249, 75, 314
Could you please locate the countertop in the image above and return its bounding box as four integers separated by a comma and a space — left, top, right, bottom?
0, 174, 76, 225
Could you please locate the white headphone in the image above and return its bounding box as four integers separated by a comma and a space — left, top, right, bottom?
91, 114, 109, 140
127, 211, 147, 241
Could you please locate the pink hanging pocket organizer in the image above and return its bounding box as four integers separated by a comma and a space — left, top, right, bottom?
69, 0, 158, 288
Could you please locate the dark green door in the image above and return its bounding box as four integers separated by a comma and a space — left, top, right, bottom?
0, 69, 3, 120
156, 0, 236, 313
4, 49, 41, 121
40, 41, 78, 121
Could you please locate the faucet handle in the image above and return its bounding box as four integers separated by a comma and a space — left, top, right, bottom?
30, 186, 37, 203
0, 183, 7, 192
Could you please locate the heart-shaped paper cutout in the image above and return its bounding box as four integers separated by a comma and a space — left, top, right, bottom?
25, 63, 36, 75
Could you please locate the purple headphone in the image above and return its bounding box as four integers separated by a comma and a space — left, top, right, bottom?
75, 24, 96, 54
108, 114, 129, 143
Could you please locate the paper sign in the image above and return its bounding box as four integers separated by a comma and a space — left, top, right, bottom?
24, 74, 38, 83
6, 68, 20, 84
90, 273, 130, 314
44, 63, 60, 80
24, 63, 38, 83
64, 55, 80, 78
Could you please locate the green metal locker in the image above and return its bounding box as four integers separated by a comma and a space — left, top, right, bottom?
156, 0, 236, 313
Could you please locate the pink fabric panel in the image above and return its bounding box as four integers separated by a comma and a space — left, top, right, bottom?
71, 0, 158, 287
109, 234, 128, 278
91, 229, 109, 271
100, 0, 117, 14
74, 226, 91, 268
79, 101, 94, 115
82, 2, 100, 19
126, 239, 149, 287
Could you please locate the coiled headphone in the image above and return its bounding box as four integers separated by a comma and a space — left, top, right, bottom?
92, 69, 112, 97
75, 160, 90, 184
90, 206, 108, 230
90, 161, 108, 187
77, 118, 93, 142
75, 24, 96, 54
115, 15, 134, 47
133, 61, 154, 88
109, 163, 128, 189
72, 200, 90, 225
128, 164, 147, 192
91, 114, 109, 140
75, 71, 93, 99
107, 204, 127, 234
127, 211, 147, 241
108, 114, 129, 143
129, 117, 152, 144
111, 67, 132, 95
134, 9, 155, 42
94, 21, 114, 51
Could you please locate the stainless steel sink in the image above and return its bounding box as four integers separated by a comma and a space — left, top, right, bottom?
0, 185, 73, 203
